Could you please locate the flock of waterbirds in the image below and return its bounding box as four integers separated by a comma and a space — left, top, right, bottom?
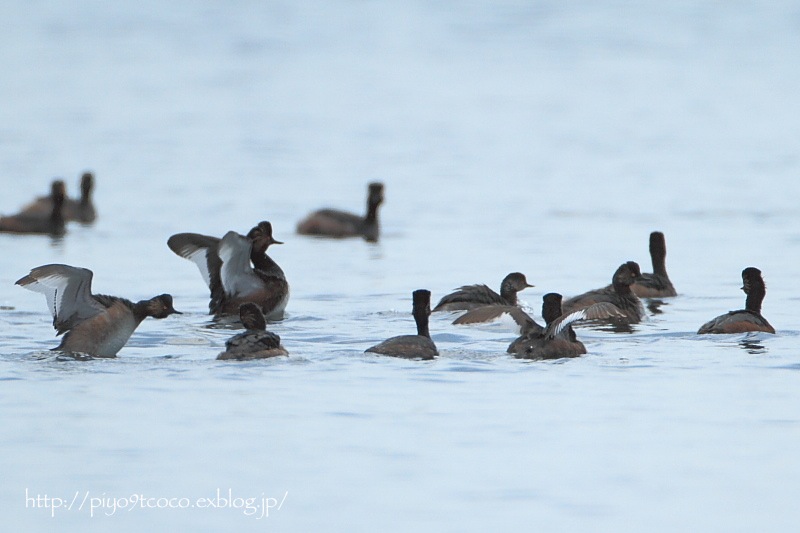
3, 178, 775, 361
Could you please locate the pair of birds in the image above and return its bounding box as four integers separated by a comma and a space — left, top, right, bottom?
168, 220, 291, 360
0, 173, 96, 236
15, 264, 284, 361
369, 232, 774, 360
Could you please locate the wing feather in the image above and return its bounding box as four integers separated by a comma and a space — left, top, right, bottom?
546, 302, 625, 339
15, 264, 104, 334
218, 231, 256, 296
167, 233, 221, 289
453, 305, 541, 334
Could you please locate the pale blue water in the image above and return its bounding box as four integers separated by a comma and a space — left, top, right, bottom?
2, 1, 800, 531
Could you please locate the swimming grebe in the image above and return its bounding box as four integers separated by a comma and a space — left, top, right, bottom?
698, 267, 775, 334
366, 289, 438, 360
297, 182, 384, 242
217, 303, 289, 360
16, 264, 180, 357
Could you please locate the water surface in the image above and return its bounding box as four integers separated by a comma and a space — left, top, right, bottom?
2, 2, 800, 531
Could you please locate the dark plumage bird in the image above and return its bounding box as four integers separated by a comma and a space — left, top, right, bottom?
562, 261, 645, 324
16, 264, 180, 357
366, 289, 438, 360
505, 294, 559, 354
0, 180, 66, 236
22, 172, 97, 224
297, 182, 384, 242
217, 303, 288, 360
509, 293, 625, 359
698, 267, 775, 334
433, 272, 534, 313
631, 231, 676, 298
167, 221, 289, 319
68, 172, 97, 223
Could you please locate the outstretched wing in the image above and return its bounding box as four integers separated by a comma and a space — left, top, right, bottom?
453, 305, 543, 335
546, 302, 625, 339
218, 231, 255, 297
15, 264, 105, 334
167, 232, 221, 290
434, 284, 505, 310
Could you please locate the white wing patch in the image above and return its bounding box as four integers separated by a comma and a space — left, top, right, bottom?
15, 264, 103, 332
547, 302, 625, 339
167, 233, 221, 289
19, 271, 73, 322
452, 305, 538, 335
548, 309, 589, 338
182, 246, 213, 289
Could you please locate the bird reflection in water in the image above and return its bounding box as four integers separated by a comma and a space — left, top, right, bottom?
739, 337, 767, 355
645, 299, 668, 315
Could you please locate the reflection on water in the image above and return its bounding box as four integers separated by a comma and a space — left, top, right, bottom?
579, 320, 636, 334
205, 315, 250, 330
645, 299, 668, 315
53, 352, 95, 362
28, 350, 94, 362
739, 337, 767, 355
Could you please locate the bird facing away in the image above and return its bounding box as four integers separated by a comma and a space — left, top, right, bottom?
561, 261, 645, 324
433, 272, 534, 313
21, 172, 97, 224
365, 289, 438, 360
631, 231, 676, 298
217, 303, 289, 360
0, 180, 66, 236
167, 221, 289, 320
296, 182, 384, 242
698, 267, 775, 334
16, 264, 180, 357
509, 293, 625, 359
